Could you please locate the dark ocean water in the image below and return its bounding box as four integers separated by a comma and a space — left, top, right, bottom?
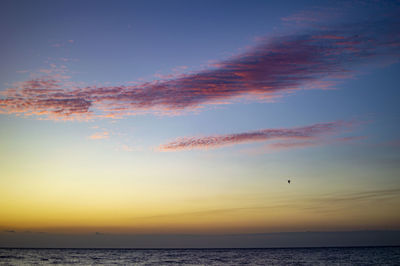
0, 247, 399, 265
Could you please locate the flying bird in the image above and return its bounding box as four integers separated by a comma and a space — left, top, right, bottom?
288, 179, 291, 184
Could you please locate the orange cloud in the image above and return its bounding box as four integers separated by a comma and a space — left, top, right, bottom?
89, 131, 109, 140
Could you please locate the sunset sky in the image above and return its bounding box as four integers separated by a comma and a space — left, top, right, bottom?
1, 0, 400, 247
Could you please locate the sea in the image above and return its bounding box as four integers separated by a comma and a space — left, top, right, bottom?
0, 246, 399, 265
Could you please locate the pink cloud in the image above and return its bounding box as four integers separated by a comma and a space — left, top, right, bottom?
159, 121, 356, 151
1, 13, 399, 120
89, 131, 109, 140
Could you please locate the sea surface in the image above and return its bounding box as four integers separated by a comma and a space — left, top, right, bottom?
0, 246, 399, 265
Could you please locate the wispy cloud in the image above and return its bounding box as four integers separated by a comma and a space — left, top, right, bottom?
266, 135, 366, 151
51, 39, 75, 48
309, 188, 400, 205
1, 11, 399, 120
159, 121, 358, 151
135, 188, 400, 220
89, 131, 109, 140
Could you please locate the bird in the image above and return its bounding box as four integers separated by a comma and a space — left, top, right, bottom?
288, 179, 291, 184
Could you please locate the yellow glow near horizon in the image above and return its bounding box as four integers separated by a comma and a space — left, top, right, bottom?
1, 165, 399, 234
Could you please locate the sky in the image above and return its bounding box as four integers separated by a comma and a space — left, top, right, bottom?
0, 0, 400, 247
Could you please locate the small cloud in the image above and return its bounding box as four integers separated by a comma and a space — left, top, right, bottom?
59, 57, 78, 62
51, 43, 63, 48
51, 40, 74, 48
118, 144, 143, 152
121, 144, 134, 152
89, 131, 109, 140
39, 69, 54, 74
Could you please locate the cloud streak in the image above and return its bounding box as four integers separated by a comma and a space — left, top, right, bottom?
1, 12, 399, 120
159, 121, 358, 151
135, 188, 400, 220
265, 135, 366, 151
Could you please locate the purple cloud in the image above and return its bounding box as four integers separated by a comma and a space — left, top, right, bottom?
159, 121, 357, 151
1, 14, 399, 120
